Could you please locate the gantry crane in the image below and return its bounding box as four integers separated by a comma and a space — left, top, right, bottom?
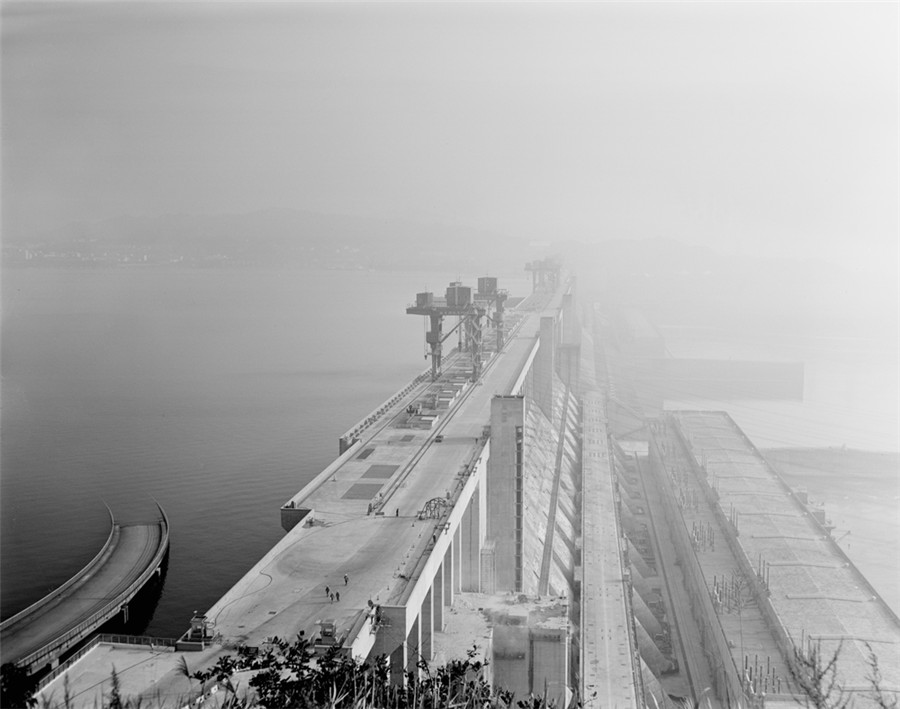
407, 279, 505, 381
473, 276, 508, 354
525, 258, 561, 292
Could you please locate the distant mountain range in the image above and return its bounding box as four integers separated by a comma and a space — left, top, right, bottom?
4, 208, 895, 339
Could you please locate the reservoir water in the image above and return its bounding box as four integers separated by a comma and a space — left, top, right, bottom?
2, 267, 897, 638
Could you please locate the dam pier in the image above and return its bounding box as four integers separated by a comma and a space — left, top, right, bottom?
35, 265, 900, 709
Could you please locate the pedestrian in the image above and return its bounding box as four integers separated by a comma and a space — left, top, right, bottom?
325, 586, 330, 597
395, 508, 399, 516
330, 592, 335, 603
344, 574, 349, 585
336, 591, 340, 602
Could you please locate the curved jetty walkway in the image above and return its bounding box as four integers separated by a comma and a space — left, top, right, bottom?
0, 506, 169, 674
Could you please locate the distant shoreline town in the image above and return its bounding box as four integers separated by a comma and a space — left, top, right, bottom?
1, 210, 519, 271
2, 243, 379, 269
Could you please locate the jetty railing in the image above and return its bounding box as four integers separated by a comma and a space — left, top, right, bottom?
36, 633, 178, 691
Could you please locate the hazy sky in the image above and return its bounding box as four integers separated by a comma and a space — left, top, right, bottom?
2, 1, 897, 270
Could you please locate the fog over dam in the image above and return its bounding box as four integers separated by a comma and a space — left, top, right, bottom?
2, 2, 897, 708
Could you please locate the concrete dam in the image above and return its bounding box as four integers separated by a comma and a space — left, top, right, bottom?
37, 264, 900, 709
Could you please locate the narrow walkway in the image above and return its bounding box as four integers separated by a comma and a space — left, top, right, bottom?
1, 520, 167, 671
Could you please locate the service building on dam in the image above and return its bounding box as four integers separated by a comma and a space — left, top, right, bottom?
36, 262, 900, 709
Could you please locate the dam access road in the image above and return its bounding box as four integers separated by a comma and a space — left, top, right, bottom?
1, 506, 169, 677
